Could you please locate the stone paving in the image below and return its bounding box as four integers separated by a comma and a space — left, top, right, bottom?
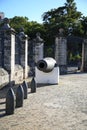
0, 72, 87, 130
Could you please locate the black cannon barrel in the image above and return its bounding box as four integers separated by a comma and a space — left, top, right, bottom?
37, 57, 57, 72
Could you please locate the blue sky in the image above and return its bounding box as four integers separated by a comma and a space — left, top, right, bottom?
0, 0, 87, 23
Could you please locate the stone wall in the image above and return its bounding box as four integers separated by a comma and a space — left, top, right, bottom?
0, 18, 29, 89
28, 33, 44, 76
0, 19, 45, 88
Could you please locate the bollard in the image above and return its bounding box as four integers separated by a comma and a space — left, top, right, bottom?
22, 81, 28, 99
6, 88, 15, 115
30, 77, 37, 93
16, 85, 24, 108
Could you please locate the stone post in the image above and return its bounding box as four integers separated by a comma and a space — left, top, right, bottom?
4, 30, 15, 80
15, 36, 20, 64
18, 28, 28, 79
0, 31, 4, 67
34, 43, 44, 63
0, 18, 15, 81
55, 36, 67, 74
81, 39, 87, 71
33, 32, 44, 63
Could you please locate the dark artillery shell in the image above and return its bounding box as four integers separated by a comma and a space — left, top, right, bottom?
6, 88, 15, 115
16, 85, 24, 108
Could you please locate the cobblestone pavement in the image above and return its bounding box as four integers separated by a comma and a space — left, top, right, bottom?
0, 72, 87, 130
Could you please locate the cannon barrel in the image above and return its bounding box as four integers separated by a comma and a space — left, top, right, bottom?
37, 57, 57, 72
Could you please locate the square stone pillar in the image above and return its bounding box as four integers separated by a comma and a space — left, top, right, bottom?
0, 31, 6, 67
19, 38, 28, 79
55, 37, 67, 74
81, 39, 87, 71
3, 29, 15, 81
34, 43, 44, 63
0, 39, 2, 67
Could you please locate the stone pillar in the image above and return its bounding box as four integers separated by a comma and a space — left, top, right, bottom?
0, 31, 4, 67
34, 43, 44, 63
81, 39, 87, 71
34, 32, 44, 63
24, 39, 28, 78
4, 30, 15, 81
55, 37, 67, 74
18, 28, 28, 79
15, 36, 20, 64
0, 18, 15, 81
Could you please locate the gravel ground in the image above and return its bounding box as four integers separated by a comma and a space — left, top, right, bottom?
0, 71, 87, 130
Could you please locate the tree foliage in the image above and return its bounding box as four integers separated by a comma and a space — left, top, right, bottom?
8, 0, 87, 44
42, 0, 83, 37
10, 16, 45, 39
81, 16, 87, 36
1, 0, 87, 60
10, 16, 29, 32
42, 0, 87, 61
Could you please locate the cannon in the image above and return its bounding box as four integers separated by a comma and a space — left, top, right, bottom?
37, 57, 57, 73
35, 57, 59, 84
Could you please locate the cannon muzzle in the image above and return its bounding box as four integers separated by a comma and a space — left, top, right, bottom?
37, 57, 57, 72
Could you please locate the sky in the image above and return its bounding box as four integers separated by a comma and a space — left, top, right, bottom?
0, 0, 87, 23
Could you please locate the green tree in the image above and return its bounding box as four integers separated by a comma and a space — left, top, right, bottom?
10, 16, 45, 39
25, 21, 46, 39
42, 0, 82, 38
42, 0, 84, 60
81, 16, 87, 37
10, 16, 29, 33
